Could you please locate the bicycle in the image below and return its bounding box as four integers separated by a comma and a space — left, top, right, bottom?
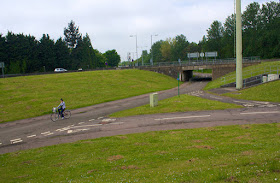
50, 107, 71, 122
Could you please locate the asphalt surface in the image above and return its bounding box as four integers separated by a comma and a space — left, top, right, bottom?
1, 81, 280, 154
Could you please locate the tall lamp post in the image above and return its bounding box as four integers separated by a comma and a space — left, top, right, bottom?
151, 34, 158, 65
236, 0, 243, 89
130, 35, 138, 60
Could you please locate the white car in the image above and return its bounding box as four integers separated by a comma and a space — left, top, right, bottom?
54, 68, 67, 72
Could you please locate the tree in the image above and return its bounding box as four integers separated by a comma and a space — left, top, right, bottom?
54, 38, 70, 68
160, 38, 173, 62
151, 40, 163, 63
171, 34, 189, 61
38, 34, 56, 71
104, 49, 121, 67
64, 20, 82, 49
206, 20, 224, 56
222, 14, 236, 58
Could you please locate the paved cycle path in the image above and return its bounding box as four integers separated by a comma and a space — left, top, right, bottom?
1, 82, 279, 154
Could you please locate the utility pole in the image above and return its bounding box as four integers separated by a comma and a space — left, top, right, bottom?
236, 0, 243, 89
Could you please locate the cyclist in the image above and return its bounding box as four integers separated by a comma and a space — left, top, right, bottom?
58, 98, 66, 119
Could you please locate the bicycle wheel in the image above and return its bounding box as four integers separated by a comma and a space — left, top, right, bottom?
51, 113, 59, 122
63, 110, 71, 119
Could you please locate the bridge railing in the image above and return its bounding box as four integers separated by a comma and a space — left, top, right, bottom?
124, 56, 260, 67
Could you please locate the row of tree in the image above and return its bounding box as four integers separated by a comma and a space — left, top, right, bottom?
0, 21, 121, 74
135, 1, 280, 64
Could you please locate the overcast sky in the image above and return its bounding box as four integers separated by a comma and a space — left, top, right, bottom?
0, 0, 272, 61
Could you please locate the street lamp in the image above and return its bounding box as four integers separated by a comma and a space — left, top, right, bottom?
130, 35, 138, 60
151, 34, 158, 65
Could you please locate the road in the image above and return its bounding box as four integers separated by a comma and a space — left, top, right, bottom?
0, 82, 279, 154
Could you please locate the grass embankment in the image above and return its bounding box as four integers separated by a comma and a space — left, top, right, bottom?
204, 61, 280, 90
0, 70, 178, 123
110, 94, 241, 118
1, 124, 279, 182
224, 80, 280, 103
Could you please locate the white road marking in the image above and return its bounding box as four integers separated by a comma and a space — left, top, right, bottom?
102, 118, 116, 122
67, 129, 89, 134
252, 101, 269, 104
241, 111, 280, 115
89, 119, 95, 122
155, 115, 211, 121
233, 101, 247, 103
11, 138, 23, 144
71, 124, 102, 128
41, 131, 54, 136
44, 132, 54, 136
243, 104, 255, 107
209, 96, 222, 100
27, 135, 36, 138
78, 122, 85, 125
56, 127, 71, 132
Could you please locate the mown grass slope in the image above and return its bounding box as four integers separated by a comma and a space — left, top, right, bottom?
110, 94, 242, 118
1, 124, 279, 182
0, 70, 178, 123
204, 61, 280, 90
224, 79, 280, 103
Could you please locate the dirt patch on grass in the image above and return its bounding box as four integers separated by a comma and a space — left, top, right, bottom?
87, 169, 98, 174
193, 145, 214, 149
236, 133, 251, 140
14, 175, 29, 179
206, 127, 218, 132
53, 163, 63, 167
120, 165, 139, 170
193, 140, 203, 143
134, 142, 148, 146
155, 151, 168, 155
187, 158, 199, 163
169, 131, 182, 134
225, 176, 239, 182
241, 151, 255, 156
107, 155, 124, 162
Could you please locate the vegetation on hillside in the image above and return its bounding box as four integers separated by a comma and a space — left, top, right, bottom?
0, 70, 177, 123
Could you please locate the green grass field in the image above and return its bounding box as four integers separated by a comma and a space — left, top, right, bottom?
0, 70, 178, 123
110, 94, 242, 118
1, 123, 279, 182
204, 61, 280, 90
224, 80, 280, 103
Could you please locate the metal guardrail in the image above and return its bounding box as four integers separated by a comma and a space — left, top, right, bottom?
120, 57, 261, 67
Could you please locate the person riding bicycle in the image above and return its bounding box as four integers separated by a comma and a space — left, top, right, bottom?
58, 98, 66, 119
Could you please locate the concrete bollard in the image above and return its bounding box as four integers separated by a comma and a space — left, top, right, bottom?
262, 76, 268, 83
150, 93, 158, 107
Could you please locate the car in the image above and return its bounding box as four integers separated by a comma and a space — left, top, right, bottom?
78, 68, 83, 71
54, 68, 67, 72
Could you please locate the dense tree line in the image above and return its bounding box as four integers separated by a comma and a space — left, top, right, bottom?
137, 1, 280, 64
0, 20, 121, 74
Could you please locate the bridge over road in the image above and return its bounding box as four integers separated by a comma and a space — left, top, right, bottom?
130, 58, 260, 81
